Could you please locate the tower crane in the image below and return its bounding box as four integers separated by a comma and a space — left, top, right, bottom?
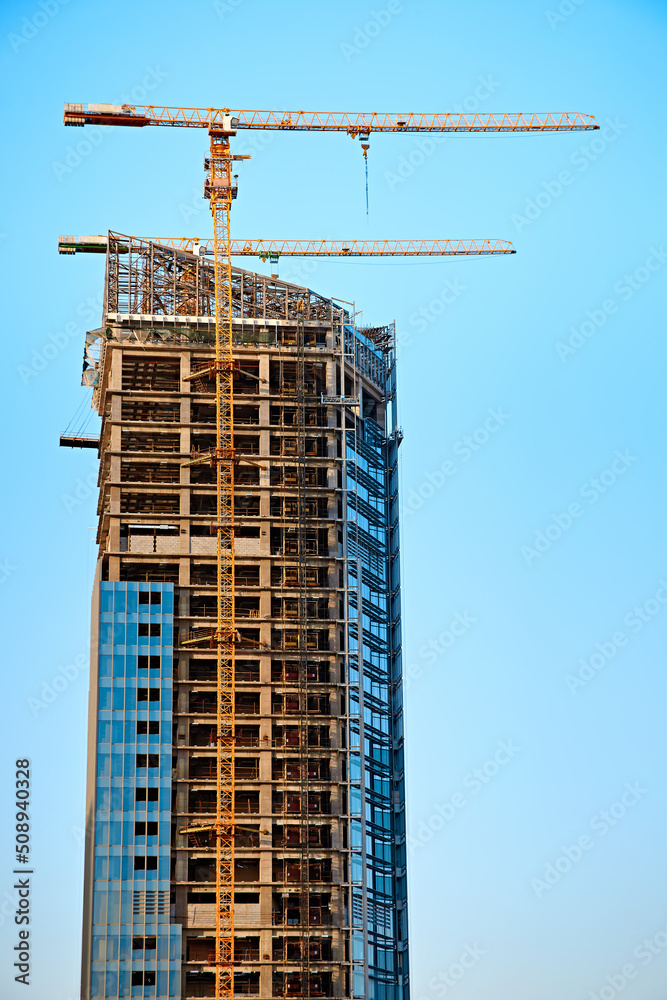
63, 101, 599, 1000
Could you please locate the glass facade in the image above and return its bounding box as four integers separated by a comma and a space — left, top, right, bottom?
92, 582, 181, 999
344, 330, 408, 1000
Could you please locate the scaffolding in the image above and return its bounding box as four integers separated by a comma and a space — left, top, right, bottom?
75, 234, 415, 999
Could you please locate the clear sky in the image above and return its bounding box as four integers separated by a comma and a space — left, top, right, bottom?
0, 1, 666, 998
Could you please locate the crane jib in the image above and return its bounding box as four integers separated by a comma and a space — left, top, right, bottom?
63, 104, 600, 132
57, 235, 516, 257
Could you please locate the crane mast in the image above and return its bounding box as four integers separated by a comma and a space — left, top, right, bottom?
208, 123, 236, 1000
64, 99, 598, 1000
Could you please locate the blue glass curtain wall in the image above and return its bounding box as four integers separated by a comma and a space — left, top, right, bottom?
344, 331, 409, 1000
92, 582, 181, 1000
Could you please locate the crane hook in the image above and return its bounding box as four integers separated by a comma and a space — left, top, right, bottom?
360, 133, 370, 216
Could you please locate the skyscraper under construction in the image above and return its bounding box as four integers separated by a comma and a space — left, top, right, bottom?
75, 234, 408, 1000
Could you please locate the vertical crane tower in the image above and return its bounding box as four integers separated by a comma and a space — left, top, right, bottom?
64, 101, 599, 1000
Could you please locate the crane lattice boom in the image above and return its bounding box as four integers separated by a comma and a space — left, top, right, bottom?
64, 103, 599, 133
58, 235, 516, 257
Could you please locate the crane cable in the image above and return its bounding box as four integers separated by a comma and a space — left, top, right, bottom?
361, 141, 370, 215
62, 389, 94, 437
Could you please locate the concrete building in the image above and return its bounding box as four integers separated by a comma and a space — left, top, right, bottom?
75, 234, 408, 1000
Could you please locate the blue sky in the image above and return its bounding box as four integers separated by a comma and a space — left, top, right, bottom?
1, 0, 666, 998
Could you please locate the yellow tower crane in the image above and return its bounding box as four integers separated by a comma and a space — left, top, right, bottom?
63, 101, 599, 1000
